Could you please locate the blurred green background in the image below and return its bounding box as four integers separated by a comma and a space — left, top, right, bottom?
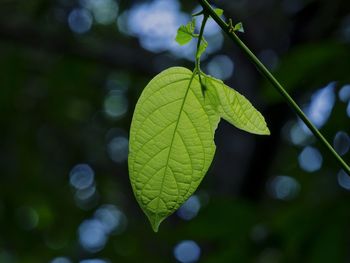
1, 0, 350, 262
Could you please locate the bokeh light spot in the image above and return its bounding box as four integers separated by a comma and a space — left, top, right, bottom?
206, 33, 224, 55
333, 131, 350, 156
69, 164, 95, 190
337, 170, 350, 190
347, 101, 350, 118
206, 55, 234, 80
298, 146, 323, 172
107, 136, 129, 163
268, 176, 300, 200
75, 184, 96, 201
301, 82, 335, 132
105, 73, 129, 92
174, 240, 201, 263
78, 219, 107, 253
177, 195, 201, 221
74, 186, 99, 211
103, 92, 128, 119
94, 204, 127, 234
288, 122, 310, 146
126, 0, 188, 53
68, 8, 93, 34
338, 84, 350, 103
80, 0, 119, 25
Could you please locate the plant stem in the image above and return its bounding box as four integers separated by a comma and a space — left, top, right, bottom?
195, 14, 208, 69
195, 14, 208, 91
198, 0, 350, 176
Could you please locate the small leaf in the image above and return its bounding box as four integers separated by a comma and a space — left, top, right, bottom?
196, 38, 208, 59
175, 26, 193, 45
234, 22, 244, 33
129, 67, 220, 232
175, 19, 196, 45
214, 8, 224, 17
203, 74, 270, 135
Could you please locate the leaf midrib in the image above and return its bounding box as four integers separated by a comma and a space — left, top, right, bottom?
154, 71, 197, 220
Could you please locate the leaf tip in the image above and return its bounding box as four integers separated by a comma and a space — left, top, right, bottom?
147, 214, 163, 233
263, 127, 271, 135
252, 124, 270, 136
260, 121, 271, 135
144, 209, 166, 233
151, 221, 160, 233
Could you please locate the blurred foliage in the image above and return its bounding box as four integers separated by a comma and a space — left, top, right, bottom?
1, 0, 350, 262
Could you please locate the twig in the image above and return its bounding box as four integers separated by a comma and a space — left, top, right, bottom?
198, 0, 350, 175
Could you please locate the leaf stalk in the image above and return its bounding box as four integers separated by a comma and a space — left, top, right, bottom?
195, 13, 209, 92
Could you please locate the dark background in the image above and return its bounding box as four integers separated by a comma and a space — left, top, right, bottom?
1, 0, 350, 262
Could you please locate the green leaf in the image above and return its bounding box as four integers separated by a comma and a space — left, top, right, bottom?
128, 67, 220, 232
129, 68, 270, 232
234, 22, 244, 33
197, 38, 208, 58
175, 20, 196, 45
214, 8, 223, 17
203, 74, 270, 135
